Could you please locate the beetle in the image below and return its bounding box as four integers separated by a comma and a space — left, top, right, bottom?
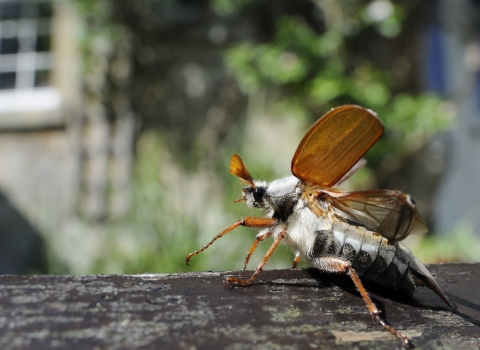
185, 105, 451, 346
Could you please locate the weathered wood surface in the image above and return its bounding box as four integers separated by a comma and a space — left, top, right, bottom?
0, 263, 479, 349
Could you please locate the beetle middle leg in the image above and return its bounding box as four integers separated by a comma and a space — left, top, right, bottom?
242, 230, 272, 270
243, 232, 301, 270
228, 228, 286, 286
292, 251, 301, 268
315, 257, 412, 347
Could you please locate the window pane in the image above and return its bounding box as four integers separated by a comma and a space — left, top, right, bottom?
34, 69, 49, 87
21, 3, 37, 19
35, 35, 50, 52
37, 2, 52, 19
0, 37, 19, 54
0, 3, 21, 20
0, 72, 16, 89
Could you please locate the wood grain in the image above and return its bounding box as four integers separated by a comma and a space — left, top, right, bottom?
0, 264, 479, 349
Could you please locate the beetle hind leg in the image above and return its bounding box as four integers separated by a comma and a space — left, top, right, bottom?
314, 257, 412, 347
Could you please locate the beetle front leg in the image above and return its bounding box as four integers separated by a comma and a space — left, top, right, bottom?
185, 217, 277, 265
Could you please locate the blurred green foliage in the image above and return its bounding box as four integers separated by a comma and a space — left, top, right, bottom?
223, 13, 452, 165
212, 0, 255, 15
91, 133, 201, 274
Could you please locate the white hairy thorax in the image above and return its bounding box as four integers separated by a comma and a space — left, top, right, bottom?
256, 175, 332, 260
283, 201, 327, 259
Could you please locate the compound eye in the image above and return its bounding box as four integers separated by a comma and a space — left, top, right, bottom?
253, 187, 265, 202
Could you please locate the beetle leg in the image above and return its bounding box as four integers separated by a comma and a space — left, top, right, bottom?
292, 251, 301, 269
314, 257, 412, 347
185, 217, 277, 265
242, 230, 272, 270
228, 228, 286, 286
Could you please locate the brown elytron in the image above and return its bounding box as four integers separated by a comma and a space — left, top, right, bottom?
291, 105, 384, 187
186, 105, 450, 347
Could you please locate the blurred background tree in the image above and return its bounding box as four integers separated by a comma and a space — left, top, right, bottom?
8, 0, 473, 275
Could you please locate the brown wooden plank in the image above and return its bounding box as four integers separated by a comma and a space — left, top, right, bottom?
0, 263, 479, 349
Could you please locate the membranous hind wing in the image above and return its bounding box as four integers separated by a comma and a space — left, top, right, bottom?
291, 105, 384, 187
313, 188, 427, 241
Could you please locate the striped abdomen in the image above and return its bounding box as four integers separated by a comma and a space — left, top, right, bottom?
308, 221, 417, 295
